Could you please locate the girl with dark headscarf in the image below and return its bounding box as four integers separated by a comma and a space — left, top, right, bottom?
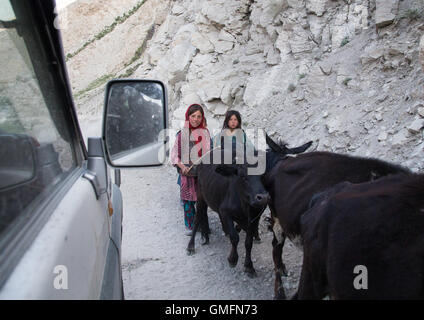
213, 110, 254, 151
212, 110, 260, 241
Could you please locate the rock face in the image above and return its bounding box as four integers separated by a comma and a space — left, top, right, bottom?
62, 0, 424, 172
58, 0, 141, 54
420, 34, 424, 72
63, 0, 170, 93
375, 0, 399, 28
1, 29, 56, 142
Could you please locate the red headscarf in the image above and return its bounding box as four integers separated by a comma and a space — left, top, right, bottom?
184, 104, 206, 129
183, 104, 210, 158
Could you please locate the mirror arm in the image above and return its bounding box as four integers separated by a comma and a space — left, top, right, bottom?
114, 169, 121, 188
83, 138, 108, 199
83, 170, 101, 199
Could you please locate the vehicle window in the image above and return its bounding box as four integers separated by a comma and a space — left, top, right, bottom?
0, 1, 78, 251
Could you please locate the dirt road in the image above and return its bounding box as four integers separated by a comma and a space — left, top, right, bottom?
119, 165, 303, 300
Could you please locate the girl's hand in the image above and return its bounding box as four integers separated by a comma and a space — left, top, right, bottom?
180, 164, 190, 175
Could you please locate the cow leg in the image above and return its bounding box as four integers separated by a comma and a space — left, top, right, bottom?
197, 200, 209, 245
244, 219, 258, 278
272, 234, 288, 300
218, 213, 229, 237
186, 199, 208, 255
235, 224, 242, 233
223, 214, 239, 267
297, 256, 319, 299
269, 208, 288, 276
297, 245, 329, 300
273, 234, 288, 275
253, 225, 261, 242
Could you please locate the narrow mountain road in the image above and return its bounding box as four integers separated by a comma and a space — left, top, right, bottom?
119, 165, 303, 300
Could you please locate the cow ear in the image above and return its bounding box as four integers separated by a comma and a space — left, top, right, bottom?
237, 166, 248, 177
287, 141, 313, 154
266, 133, 289, 155
216, 165, 238, 176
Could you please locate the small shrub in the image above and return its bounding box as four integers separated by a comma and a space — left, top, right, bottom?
340, 36, 350, 47
298, 73, 306, 80
402, 8, 422, 21
75, 74, 114, 98
288, 83, 296, 92
118, 63, 142, 78
343, 77, 352, 86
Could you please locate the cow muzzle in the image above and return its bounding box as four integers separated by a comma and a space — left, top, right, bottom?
253, 193, 270, 207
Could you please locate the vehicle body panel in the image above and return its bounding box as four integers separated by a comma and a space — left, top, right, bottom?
0, 173, 110, 299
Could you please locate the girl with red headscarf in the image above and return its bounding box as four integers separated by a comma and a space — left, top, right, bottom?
171, 104, 211, 234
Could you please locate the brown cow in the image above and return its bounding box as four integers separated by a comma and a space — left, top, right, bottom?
263, 135, 411, 299
297, 173, 424, 299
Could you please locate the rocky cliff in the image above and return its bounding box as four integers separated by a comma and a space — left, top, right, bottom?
62, 0, 424, 171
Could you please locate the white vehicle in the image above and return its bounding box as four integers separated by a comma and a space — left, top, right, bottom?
0, 0, 168, 299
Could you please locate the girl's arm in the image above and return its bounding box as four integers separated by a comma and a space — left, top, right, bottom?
171, 132, 190, 174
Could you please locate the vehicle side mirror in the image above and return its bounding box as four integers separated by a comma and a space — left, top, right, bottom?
103, 79, 168, 167
0, 133, 37, 190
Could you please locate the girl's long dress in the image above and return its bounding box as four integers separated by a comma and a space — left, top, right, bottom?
171, 130, 210, 229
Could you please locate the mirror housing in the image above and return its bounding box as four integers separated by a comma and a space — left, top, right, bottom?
102, 79, 168, 168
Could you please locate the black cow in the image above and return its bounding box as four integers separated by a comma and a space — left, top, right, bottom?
186, 151, 269, 277
187, 140, 312, 278
263, 135, 411, 299
297, 173, 424, 299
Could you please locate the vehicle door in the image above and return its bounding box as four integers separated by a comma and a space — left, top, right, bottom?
0, 0, 111, 299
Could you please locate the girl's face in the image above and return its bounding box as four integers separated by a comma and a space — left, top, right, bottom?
228, 115, 239, 130
189, 110, 203, 128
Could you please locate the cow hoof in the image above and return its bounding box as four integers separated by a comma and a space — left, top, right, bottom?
273, 289, 287, 300
244, 268, 257, 278
253, 237, 261, 243
228, 257, 238, 268
201, 237, 209, 246
186, 247, 195, 256
290, 291, 298, 300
